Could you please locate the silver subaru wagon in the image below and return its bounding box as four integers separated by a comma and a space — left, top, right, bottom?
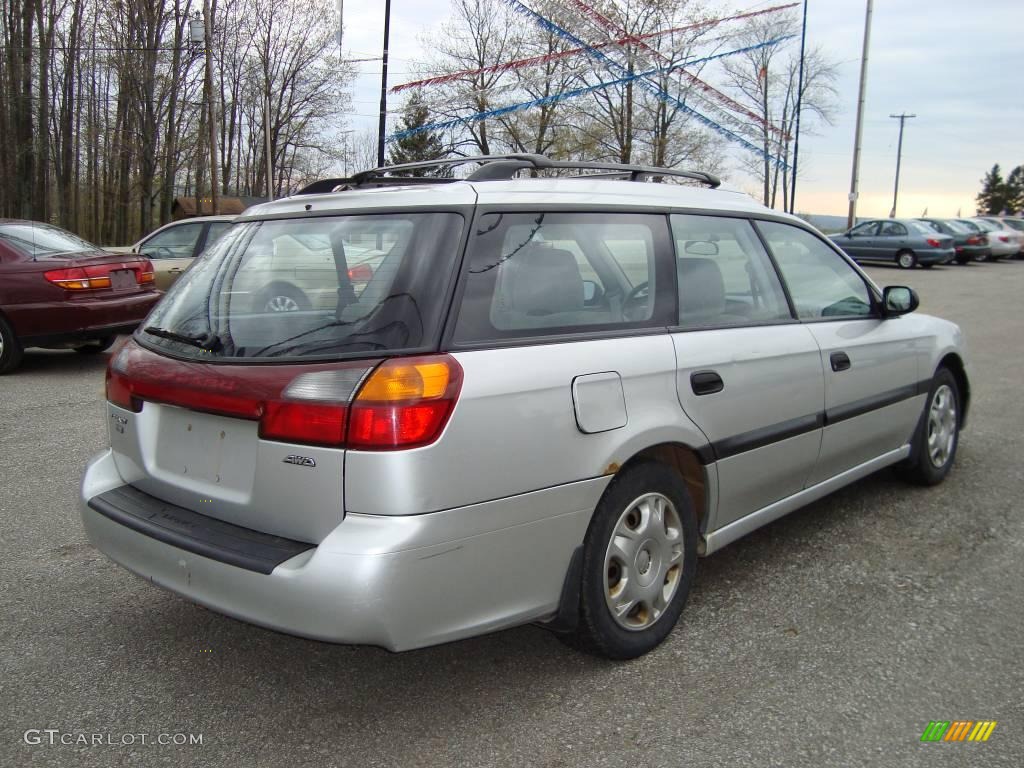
80, 155, 969, 659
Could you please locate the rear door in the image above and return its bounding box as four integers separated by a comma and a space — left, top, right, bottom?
758, 221, 923, 485
875, 220, 910, 261
669, 214, 824, 527
139, 221, 205, 290
429, 211, 686, 512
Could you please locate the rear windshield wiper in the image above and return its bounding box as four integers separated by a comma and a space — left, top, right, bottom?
143, 326, 222, 351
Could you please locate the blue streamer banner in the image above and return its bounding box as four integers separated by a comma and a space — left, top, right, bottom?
500, 0, 791, 170
389, 34, 796, 159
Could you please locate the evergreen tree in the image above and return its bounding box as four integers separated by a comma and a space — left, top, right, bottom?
388, 92, 451, 176
976, 164, 1007, 214
1005, 165, 1024, 214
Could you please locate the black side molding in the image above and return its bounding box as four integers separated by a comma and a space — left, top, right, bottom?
87, 486, 314, 575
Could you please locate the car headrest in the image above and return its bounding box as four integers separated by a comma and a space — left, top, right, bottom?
678, 257, 725, 323
500, 244, 584, 316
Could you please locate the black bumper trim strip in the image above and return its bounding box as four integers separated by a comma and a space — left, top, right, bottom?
87, 485, 314, 575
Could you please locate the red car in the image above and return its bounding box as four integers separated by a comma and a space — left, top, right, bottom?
0, 220, 160, 373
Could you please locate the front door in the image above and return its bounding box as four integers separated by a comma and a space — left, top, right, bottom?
669, 214, 824, 528
757, 221, 923, 485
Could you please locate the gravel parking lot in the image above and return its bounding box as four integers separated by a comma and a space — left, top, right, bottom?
1, 260, 1022, 767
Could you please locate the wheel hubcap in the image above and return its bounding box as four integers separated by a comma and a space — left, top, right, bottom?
604, 493, 684, 631
927, 384, 957, 468
265, 295, 300, 312
899, 253, 914, 268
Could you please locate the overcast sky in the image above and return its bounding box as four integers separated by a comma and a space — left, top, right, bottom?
340, 0, 1022, 218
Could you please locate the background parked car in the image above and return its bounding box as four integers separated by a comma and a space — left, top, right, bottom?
0, 219, 159, 373
967, 218, 1021, 260
973, 217, 1023, 258
829, 218, 955, 268
108, 215, 234, 289
916, 218, 990, 263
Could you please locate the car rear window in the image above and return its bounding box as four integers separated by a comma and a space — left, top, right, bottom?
138, 213, 463, 360
0, 223, 97, 257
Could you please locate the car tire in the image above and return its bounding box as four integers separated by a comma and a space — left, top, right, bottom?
255, 284, 310, 313
74, 336, 116, 354
899, 367, 961, 486
561, 461, 698, 660
0, 314, 25, 374
896, 250, 917, 269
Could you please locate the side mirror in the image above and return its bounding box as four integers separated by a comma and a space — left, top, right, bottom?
882, 285, 919, 317
582, 279, 603, 304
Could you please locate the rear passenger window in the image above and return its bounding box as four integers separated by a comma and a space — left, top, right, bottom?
453, 212, 673, 342
758, 221, 874, 319
670, 214, 791, 329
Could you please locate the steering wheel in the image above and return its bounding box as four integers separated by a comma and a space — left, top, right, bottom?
150, 246, 174, 259
623, 280, 650, 322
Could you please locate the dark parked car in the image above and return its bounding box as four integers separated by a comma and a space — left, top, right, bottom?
0, 220, 160, 373
829, 218, 955, 269
916, 218, 991, 263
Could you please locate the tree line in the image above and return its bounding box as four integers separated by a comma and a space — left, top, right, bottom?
390, 0, 837, 211
0, 0, 350, 245
977, 164, 1024, 215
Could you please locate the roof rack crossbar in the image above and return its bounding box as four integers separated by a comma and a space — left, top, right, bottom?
295, 153, 720, 195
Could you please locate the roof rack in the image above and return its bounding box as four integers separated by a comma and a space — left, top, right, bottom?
294, 153, 720, 195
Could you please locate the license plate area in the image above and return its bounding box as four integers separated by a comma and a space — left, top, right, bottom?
154, 406, 259, 491
110, 269, 136, 291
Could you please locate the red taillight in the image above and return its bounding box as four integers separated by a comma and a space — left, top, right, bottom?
965, 235, 980, 245
925, 238, 942, 248
46, 260, 153, 289
347, 264, 373, 281
347, 356, 463, 450
44, 266, 111, 289
999, 235, 1009, 243
106, 365, 141, 412
138, 258, 155, 284
260, 401, 348, 446
105, 342, 461, 451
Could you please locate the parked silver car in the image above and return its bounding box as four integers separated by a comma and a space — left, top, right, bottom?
80, 155, 970, 659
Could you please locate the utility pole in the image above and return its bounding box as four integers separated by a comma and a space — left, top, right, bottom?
376, 0, 392, 167
846, 0, 873, 230
888, 112, 915, 218
789, 0, 808, 214
202, 0, 219, 214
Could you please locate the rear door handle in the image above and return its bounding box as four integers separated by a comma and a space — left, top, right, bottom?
830, 352, 851, 372
690, 370, 724, 396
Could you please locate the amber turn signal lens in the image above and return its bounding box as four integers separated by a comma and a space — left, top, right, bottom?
356, 361, 451, 402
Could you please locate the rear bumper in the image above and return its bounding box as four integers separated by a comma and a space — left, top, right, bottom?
918, 248, 956, 265
954, 245, 990, 261
80, 449, 604, 651
13, 292, 159, 345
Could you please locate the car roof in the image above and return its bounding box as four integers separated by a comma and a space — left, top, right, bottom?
238, 178, 782, 222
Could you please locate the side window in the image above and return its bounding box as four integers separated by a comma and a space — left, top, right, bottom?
849, 221, 877, 237
143, 223, 204, 258
453, 212, 673, 342
205, 222, 231, 247
670, 214, 791, 329
878, 221, 907, 237
758, 221, 874, 320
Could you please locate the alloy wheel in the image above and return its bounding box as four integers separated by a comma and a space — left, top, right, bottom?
927, 384, 957, 468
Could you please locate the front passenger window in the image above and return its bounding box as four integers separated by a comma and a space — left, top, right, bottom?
671, 214, 791, 329
758, 222, 874, 320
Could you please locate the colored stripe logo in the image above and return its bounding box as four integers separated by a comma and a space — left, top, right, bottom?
921, 721, 997, 742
